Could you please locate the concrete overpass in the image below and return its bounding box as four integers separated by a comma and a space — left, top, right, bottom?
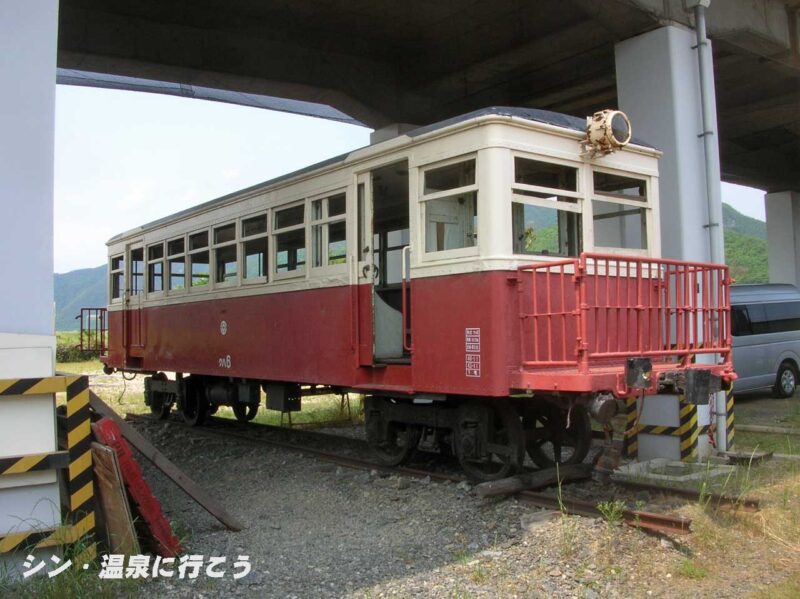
0, 1, 799, 563
56, 0, 800, 194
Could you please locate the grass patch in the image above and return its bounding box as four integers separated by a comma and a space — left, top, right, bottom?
0, 537, 141, 599
214, 393, 363, 428
735, 432, 800, 456
676, 558, 707, 580
749, 572, 800, 598
56, 332, 100, 363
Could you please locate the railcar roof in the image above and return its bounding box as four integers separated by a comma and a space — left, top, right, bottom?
730, 283, 800, 303
108, 106, 655, 244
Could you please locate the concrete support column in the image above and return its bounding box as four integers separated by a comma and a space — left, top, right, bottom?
765, 191, 800, 285
615, 25, 717, 263
615, 25, 726, 457
0, 0, 60, 573
0, 0, 58, 340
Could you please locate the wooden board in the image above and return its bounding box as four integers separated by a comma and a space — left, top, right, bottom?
93, 418, 182, 557
91, 442, 140, 555
89, 391, 243, 531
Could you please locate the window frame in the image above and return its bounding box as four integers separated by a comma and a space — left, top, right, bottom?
187, 229, 211, 291
146, 242, 165, 296
309, 189, 348, 274
272, 199, 308, 280
166, 235, 187, 294
419, 154, 480, 261
240, 212, 270, 285
510, 152, 583, 259
129, 246, 145, 297
589, 166, 652, 256
212, 221, 239, 287
109, 254, 125, 303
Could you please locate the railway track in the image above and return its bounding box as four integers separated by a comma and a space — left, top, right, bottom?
122, 412, 759, 535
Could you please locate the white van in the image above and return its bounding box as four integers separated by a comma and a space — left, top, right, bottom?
731, 284, 800, 397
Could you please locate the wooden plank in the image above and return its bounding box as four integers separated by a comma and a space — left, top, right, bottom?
89, 391, 244, 531
474, 463, 593, 499
93, 419, 182, 556
91, 442, 140, 555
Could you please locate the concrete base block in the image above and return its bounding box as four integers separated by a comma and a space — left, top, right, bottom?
612, 458, 735, 484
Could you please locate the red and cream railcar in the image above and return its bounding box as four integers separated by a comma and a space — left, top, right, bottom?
98, 107, 734, 480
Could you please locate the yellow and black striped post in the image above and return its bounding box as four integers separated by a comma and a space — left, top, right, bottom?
622, 396, 638, 459
0, 376, 96, 562
725, 385, 735, 449
678, 400, 699, 462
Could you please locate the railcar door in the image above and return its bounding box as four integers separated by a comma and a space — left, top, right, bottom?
124, 243, 145, 360
356, 161, 412, 364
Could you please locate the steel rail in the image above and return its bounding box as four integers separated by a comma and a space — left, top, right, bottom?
517, 491, 692, 535
611, 479, 760, 513
122, 412, 697, 534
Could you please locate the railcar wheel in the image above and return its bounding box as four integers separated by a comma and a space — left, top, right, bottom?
148, 373, 173, 420
233, 403, 258, 422
523, 403, 592, 469
371, 423, 422, 467
455, 399, 525, 482
182, 386, 209, 427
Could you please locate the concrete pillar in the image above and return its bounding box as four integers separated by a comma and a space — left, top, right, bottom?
0, 0, 60, 573
615, 25, 726, 457
615, 25, 716, 263
765, 191, 800, 285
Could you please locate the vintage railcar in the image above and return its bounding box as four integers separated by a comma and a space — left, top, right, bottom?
95, 107, 734, 481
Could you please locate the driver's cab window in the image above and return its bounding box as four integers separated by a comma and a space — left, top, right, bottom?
422, 158, 477, 253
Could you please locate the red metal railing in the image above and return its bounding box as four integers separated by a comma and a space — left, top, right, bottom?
517, 253, 732, 373
78, 307, 108, 355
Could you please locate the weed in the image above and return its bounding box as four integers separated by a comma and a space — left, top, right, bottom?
470, 564, 488, 584
676, 557, 707, 580
596, 500, 625, 529
555, 465, 578, 558
0, 535, 141, 599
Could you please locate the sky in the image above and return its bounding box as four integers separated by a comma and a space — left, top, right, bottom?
54, 85, 767, 273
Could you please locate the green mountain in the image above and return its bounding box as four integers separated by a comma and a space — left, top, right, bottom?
722, 202, 766, 239
722, 203, 768, 284
54, 265, 107, 331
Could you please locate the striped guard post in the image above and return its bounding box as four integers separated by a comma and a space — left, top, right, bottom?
678, 400, 699, 462
64, 375, 97, 564
622, 396, 638, 460
726, 384, 735, 449
0, 376, 96, 563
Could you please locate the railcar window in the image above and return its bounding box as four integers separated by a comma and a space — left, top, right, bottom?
147, 243, 164, 293
110, 255, 124, 300
213, 223, 238, 284
511, 157, 581, 257
274, 204, 306, 274
592, 171, 648, 250
130, 248, 144, 295
422, 159, 478, 253
241, 215, 268, 280
189, 231, 208, 251
191, 252, 210, 287
167, 237, 185, 290
514, 157, 577, 191
188, 231, 210, 287
311, 192, 347, 268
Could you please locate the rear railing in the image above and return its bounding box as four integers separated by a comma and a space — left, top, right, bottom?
77, 307, 108, 355
517, 253, 731, 373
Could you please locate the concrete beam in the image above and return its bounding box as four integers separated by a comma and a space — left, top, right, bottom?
58, 4, 434, 128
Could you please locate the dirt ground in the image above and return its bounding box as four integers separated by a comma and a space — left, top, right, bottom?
54, 364, 800, 597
